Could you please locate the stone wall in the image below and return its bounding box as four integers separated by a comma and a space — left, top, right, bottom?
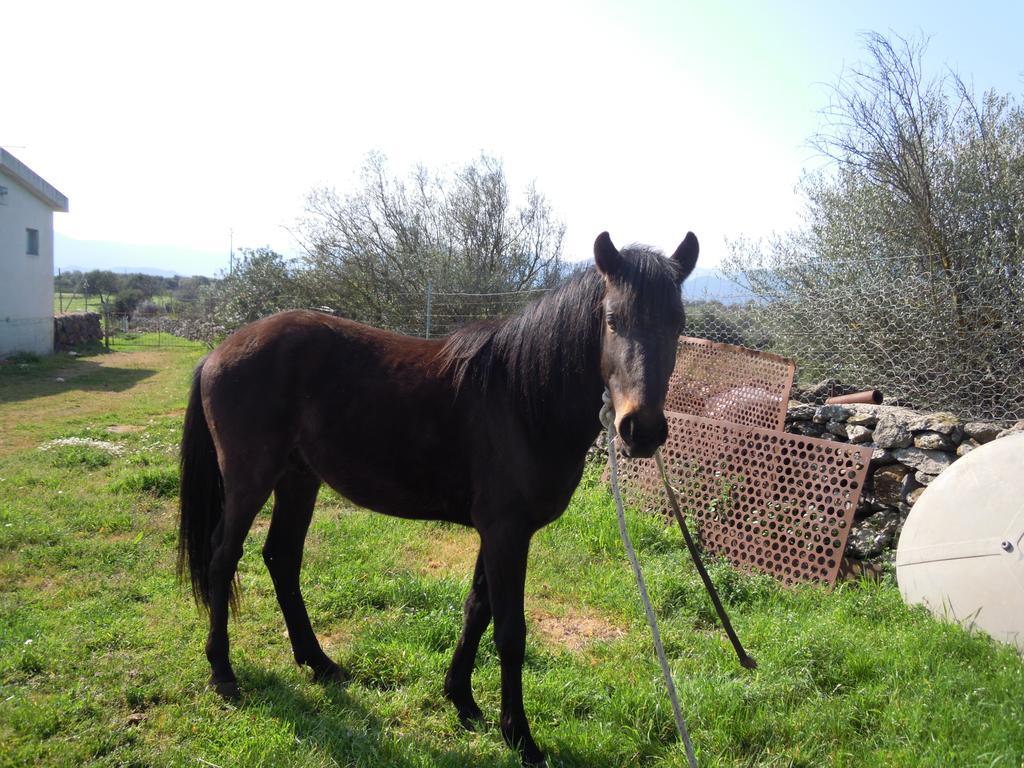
786, 402, 1024, 564
53, 313, 102, 350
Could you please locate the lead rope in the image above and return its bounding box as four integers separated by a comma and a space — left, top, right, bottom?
653, 451, 758, 671
601, 390, 699, 768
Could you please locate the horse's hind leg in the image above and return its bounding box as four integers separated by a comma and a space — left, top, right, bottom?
206, 477, 272, 699
263, 468, 346, 683
444, 549, 490, 727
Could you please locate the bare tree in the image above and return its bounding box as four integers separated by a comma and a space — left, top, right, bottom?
295, 153, 566, 330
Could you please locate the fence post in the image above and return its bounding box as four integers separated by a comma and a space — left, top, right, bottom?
425, 280, 433, 339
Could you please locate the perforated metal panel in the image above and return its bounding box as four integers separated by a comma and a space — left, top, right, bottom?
666, 338, 795, 430
613, 413, 872, 585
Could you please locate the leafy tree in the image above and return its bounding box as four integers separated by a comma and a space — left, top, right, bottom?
114, 288, 145, 318
725, 32, 1024, 419
173, 276, 212, 304
124, 273, 164, 300
82, 270, 121, 310
200, 247, 305, 329
81, 270, 120, 348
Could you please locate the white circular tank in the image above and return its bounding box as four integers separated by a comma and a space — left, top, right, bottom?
896, 432, 1024, 650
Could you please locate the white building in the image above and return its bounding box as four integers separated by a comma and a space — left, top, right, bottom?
0, 149, 69, 356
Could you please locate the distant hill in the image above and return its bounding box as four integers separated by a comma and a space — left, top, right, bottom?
682, 267, 754, 304
54, 234, 227, 277
57, 263, 182, 278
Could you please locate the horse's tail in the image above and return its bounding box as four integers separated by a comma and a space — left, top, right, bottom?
177, 358, 226, 611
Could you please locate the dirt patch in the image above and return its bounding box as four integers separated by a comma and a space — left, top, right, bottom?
106, 424, 145, 434
14, 573, 62, 595
530, 609, 626, 651
318, 625, 353, 653
417, 530, 478, 578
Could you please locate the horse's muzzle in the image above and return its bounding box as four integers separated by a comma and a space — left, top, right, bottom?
617, 408, 669, 458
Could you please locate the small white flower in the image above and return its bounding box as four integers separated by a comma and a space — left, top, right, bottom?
24, 639, 33, 645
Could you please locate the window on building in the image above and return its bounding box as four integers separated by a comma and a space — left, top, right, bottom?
0, 185, 8, 205
26, 228, 39, 256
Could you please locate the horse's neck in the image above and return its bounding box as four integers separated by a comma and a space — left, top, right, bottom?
523, 319, 605, 454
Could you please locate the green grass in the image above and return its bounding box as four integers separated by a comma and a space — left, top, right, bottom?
54, 293, 177, 314
1, 347, 1022, 767
53, 292, 94, 313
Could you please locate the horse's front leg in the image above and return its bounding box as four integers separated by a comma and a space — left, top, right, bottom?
444, 549, 490, 728
480, 523, 545, 767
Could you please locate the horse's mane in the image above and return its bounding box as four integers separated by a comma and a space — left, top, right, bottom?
438, 246, 682, 423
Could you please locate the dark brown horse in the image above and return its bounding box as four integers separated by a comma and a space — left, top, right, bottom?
178, 231, 699, 766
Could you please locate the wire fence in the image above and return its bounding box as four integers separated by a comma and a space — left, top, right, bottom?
703, 253, 1024, 424
69, 254, 1024, 424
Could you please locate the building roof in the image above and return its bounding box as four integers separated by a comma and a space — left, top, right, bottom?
0, 148, 69, 212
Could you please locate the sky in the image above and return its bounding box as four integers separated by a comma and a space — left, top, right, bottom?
4, 0, 1023, 277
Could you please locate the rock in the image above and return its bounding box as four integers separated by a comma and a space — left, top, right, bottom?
814, 404, 853, 424
846, 425, 872, 443
870, 448, 895, 466
846, 511, 901, 559
872, 413, 914, 449
906, 486, 926, 505
845, 403, 889, 427
907, 412, 961, 435
827, 421, 849, 437
957, 439, 980, 458
787, 404, 816, 421
586, 433, 608, 463
995, 421, 1024, 440
53, 312, 103, 350
892, 447, 954, 475
964, 421, 1002, 444
791, 421, 825, 437
837, 557, 886, 582
855, 499, 882, 519
913, 431, 954, 451
872, 465, 912, 506
847, 412, 880, 427
914, 471, 938, 486
821, 432, 848, 442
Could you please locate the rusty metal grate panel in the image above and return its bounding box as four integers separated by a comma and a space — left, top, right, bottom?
612, 413, 872, 585
667, 338, 796, 431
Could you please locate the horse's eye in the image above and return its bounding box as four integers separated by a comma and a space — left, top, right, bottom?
606, 312, 618, 334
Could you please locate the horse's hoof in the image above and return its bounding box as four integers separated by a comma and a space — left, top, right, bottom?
519, 743, 547, 768
456, 702, 484, 731
312, 661, 349, 686
210, 678, 241, 700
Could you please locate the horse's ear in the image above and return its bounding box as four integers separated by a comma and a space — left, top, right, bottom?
670, 232, 699, 283
594, 232, 622, 277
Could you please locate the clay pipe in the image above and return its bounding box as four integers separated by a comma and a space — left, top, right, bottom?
825, 390, 883, 405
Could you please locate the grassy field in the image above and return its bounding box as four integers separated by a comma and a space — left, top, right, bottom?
1, 345, 1022, 767
53, 292, 97, 313
53, 293, 176, 314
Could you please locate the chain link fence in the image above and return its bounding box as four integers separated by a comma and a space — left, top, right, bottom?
690, 253, 1024, 424
90, 255, 1024, 424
